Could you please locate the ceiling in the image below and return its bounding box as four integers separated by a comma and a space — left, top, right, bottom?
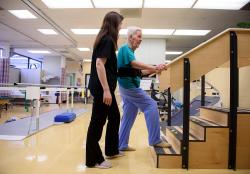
0, 0, 250, 61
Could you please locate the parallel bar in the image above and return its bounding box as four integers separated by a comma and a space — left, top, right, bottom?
167, 87, 172, 126
201, 75, 205, 106
71, 88, 74, 112
228, 31, 238, 170
182, 58, 190, 169
0, 82, 84, 89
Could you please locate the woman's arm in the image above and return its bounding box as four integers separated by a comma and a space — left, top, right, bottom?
96, 58, 112, 106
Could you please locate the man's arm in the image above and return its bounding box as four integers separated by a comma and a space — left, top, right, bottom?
131, 60, 156, 73
131, 60, 165, 76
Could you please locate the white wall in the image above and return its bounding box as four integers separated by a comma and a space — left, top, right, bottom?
21, 69, 41, 84
43, 56, 62, 77
171, 66, 250, 109
239, 66, 250, 108
205, 66, 250, 108
66, 60, 84, 86
9, 67, 20, 83
135, 39, 165, 65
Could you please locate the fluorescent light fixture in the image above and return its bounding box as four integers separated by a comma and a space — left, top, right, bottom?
71, 29, 99, 35
41, 0, 93, 8
165, 51, 183, 55
93, 0, 143, 8
84, 59, 92, 62
142, 29, 175, 35
193, 0, 249, 10
38, 29, 58, 35
78, 48, 90, 51
144, 0, 196, 8
72, 28, 174, 36
174, 30, 211, 36
10, 57, 28, 60
119, 29, 128, 35
28, 50, 51, 54
8, 10, 37, 19
120, 29, 175, 36
165, 60, 172, 63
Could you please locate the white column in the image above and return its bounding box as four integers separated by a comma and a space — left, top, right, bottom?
0, 42, 10, 58
135, 39, 165, 65
61, 56, 65, 68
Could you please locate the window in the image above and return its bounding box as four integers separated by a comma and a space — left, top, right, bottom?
10, 54, 28, 69
10, 53, 42, 69
29, 59, 42, 69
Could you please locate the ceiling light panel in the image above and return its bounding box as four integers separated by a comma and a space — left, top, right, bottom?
8, 10, 37, 19
71, 29, 99, 35
144, 0, 196, 8
72, 28, 175, 36
93, 0, 143, 8
119, 29, 128, 35
28, 50, 51, 54
165, 51, 183, 55
142, 29, 175, 35
84, 59, 92, 62
41, 0, 93, 8
38, 29, 58, 35
193, 0, 250, 10
174, 30, 211, 36
78, 48, 90, 51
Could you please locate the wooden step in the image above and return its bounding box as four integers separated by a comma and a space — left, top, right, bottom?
189, 116, 227, 140
236, 113, 250, 169
164, 127, 181, 154
163, 126, 203, 156
189, 127, 229, 168
202, 106, 250, 114
199, 107, 228, 126
166, 126, 203, 142
157, 123, 230, 169
190, 116, 226, 127
150, 146, 182, 168
150, 131, 182, 168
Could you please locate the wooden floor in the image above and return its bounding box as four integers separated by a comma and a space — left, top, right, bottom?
0, 103, 250, 174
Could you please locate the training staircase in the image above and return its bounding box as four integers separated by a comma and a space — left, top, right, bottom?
150, 28, 250, 169
151, 106, 250, 169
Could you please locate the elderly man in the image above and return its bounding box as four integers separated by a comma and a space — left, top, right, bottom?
117, 26, 171, 151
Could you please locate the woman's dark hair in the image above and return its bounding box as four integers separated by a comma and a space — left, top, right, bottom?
94, 11, 124, 50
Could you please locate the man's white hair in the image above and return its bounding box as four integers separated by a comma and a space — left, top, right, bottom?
127, 26, 142, 38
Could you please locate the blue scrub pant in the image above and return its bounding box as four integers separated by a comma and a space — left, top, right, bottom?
119, 86, 161, 150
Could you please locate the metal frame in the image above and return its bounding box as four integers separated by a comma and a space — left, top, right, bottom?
182, 58, 190, 169
167, 87, 171, 126
201, 75, 205, 106
228, 31, 238, 170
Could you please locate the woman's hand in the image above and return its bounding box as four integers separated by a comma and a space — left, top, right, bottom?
103, 89, 112, 106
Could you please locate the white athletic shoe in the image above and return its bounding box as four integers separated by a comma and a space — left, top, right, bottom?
95, 160, 112, 169
106, 151, 125, 159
